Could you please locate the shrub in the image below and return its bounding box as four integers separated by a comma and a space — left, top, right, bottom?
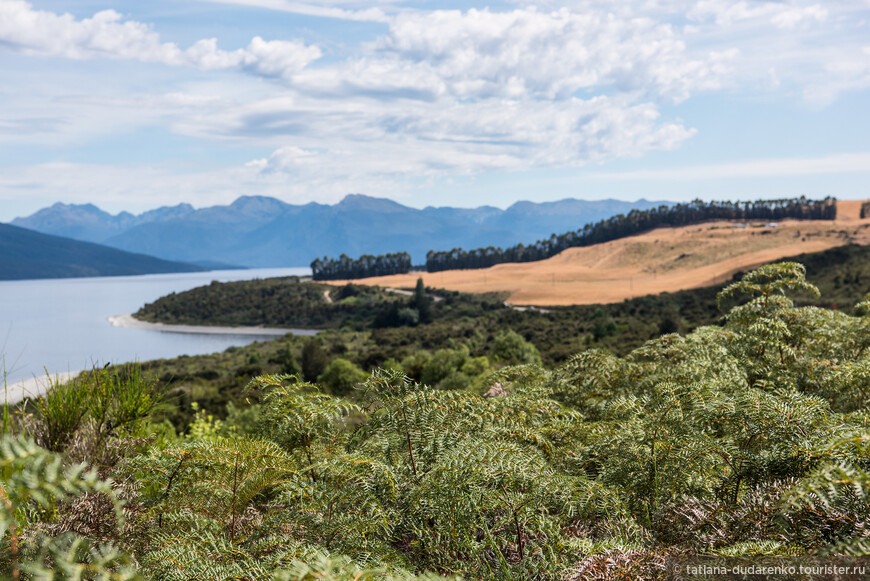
317, 359, 368, 397
492, 330, 541, 365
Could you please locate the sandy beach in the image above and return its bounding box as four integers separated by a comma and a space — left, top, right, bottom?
108, 314, 318, 337
5, 370, 82, 405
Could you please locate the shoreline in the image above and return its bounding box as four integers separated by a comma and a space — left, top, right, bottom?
107, 314, 318, 337
5, 371, 83, 405
3, 316, 318, 406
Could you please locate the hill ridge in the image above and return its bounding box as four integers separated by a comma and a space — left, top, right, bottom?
0, 222, 206, 281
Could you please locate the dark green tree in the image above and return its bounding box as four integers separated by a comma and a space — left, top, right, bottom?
302, 339, 329, 383
410, 278, 433, 324
275, 345, 301, 376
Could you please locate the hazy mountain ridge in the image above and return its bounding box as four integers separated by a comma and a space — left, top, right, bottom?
12, 195, 670, 267
0, 223, 206, 280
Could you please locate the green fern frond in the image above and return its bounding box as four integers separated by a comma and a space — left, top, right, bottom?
710, 540, 796, 557
17, 533, 140, 581
131, 436, 298, 544
1, 435, 134, 580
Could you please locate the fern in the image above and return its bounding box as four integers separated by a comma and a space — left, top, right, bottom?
275, 552, 458, 580
248, 374, 362, 481
131, 437, 297, 543
0, 435, 136, 580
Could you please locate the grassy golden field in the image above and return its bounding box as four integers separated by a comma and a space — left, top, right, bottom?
326, 200, 870, 306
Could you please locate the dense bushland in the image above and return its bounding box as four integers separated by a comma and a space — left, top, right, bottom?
135, 277, 506, 331
3, 261, 870, 579
139, 244, 870, 341
135, 243, 870, 368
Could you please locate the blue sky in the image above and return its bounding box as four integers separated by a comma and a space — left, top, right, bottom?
1, 0, 868, 221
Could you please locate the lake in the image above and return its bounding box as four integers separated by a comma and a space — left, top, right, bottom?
1, 268, 310, 392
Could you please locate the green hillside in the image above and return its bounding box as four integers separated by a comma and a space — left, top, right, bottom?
0, 222, 206, 280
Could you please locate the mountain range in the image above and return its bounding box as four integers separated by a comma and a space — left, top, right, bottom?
0, 222, 205, 280
11, 195, 670, 268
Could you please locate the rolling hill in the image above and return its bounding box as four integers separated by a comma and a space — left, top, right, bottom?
325, 200, 870, 305
0, 222, 206, 280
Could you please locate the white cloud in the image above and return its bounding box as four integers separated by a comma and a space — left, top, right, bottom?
3, 1, 865, 107
678, 1, 867, 103
587, 152, 870, 181
0, 4, 181, 62
0, 77, 231, 147
238, 37, 322, 77
192, 0, 394, 22
250, 146, 320, 173
688, 1, 827, 28
190, 92, 695, 178
372, 7, 730, 102
770, 5, 827, 29
0, 1, 321, 76
799, 45, 870, 104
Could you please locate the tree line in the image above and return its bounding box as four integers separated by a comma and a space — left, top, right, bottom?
311, 252, 411, 280
426, 196, 836, 272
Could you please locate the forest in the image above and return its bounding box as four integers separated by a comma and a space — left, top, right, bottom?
311, 252, 412, 281
3, 252, 870, 579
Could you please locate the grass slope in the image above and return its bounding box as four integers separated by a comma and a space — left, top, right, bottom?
341, 216, 870, 305
0, 222, 205, 280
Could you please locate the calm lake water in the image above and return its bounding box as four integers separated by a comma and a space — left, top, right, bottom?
0, 268, 309, 386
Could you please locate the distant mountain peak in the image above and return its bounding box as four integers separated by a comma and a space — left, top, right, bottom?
232, 195, 281, 204
39, 201, 106, 215
338, 193, 409, 213
229, 195, 288, 214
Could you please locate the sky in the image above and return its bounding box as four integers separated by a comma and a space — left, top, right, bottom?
0, 0, 868, 221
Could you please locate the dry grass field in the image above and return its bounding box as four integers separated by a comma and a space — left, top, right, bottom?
327, 200, 870, 306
